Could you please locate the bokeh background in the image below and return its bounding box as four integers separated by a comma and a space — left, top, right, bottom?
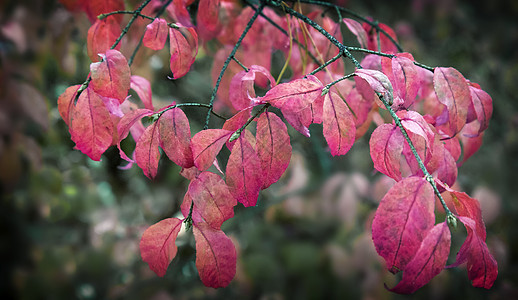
1, 0, 517, 299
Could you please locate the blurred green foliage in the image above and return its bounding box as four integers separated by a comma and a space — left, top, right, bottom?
1, 0, 517, 299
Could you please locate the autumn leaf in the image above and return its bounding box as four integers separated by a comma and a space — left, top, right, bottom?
449, 217, 498, 289
226, 131, 263, 207
130, 75, 154, 111
390, 222, 451, 294
57, 85, 80, 126
193, 222, 237, 288
433, 67, 471, 137
143, 18, 168, 50
70, 87, 114, 161
256, 112, 292, 189
140, 218, 183, 277
159, 107, 194, 168
169, 25, 198, 79
343, 18, 368, 48
323, 92, 356, 156
259, 75, 323, 112
191, 129, 233, 171
90, 49, 131, 103
116, 108, 154, 163
87, 18, 121, 62
355, 69, 394, 106
369, 124, 405, 181
372, 176, 435, 273
187, 171, 236, 228
135, 119, 161, 179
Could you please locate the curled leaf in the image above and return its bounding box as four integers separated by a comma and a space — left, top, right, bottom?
143, 18, 168, 50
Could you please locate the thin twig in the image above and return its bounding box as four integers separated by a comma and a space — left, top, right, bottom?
229, 104, 270, 142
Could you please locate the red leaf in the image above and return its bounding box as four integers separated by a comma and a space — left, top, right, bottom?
448, 188, 486, 240
135, 120, 161, 179
323, 92, 356, 156
169, 25, 198, 79
259, 75, 323, 112
116, 108, 154, 162
372, 176, 435, 273
256, 112, 292, 189
70, 87, 114, 161
343, 18, 368, 48
193, 222, 236, 288
143, 18, 168, 50
355, 69, 394, 106
57, 85, 80, 126
381, 54, 420, 109
130, 75, 154, 110
226, 131, 263, 207
191, 129, 233, 171
159, 107, 194, 168
468, 85, 493, 134
450, 217, 498, 289
281, 108, 311, 137
140, 218, 183, 277
369, 124, 405, 181
187, 172, 236, 228
87, 18, 121, 62
433, 67, 471, 137
459, 122, 484, 165
427, 137, 458, 187
390, 222, 451, 294
81, 0, 125, 24
90, 49, 131, 103
363, 22, 399, 54
197, 0, 220, 36
229, 65, 275, 111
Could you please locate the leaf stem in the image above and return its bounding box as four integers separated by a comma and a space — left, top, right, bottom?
98, 10, 155, 22
306, 51, 344, 77
321, 72, 355, 95
232, 57, 249, 72
203, 0, 266, 130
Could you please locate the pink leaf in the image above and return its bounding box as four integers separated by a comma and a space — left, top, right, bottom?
90, 49, 131, 103
80, 0, 125, 24
191, 129, 233, 171
229, 65, 275, 111
355, 69, 394, 106
369, 123, 405, 181
281, 108, 311, 137
117, 108, 154, 162
390, 222, 451, 294
130, 75, 154, 110
187, 171, 236, 228
447, 188, 486, 240
193, 222, 236, 288
169, 25, 198, 79
259, 75, 323, 112
140, 218, 183, 277
468, 85, 493, 134
433, 67, 470, 137
57, 85, 80, 126
323, 92, 356, 156
135, 120, 161, 179
459, 122, 484, 165
381, 55, 420, 109
343, 18, 368, 48
143, 18, 168, 50
372, 176, 435, 273
197, 0, 220, 35
70, 87, 114, 161
226, 131, 262, 207
450, 217, 498, 289
159, 107, 194, 168
87, 18, 121, 62
363, 22, 399, 54
256, 112, 292, 189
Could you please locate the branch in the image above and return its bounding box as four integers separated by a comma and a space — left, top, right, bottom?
229, 104, 270, 142
203, 1, 266, 130
288, 0, 404, 52
156, 102, 228, 120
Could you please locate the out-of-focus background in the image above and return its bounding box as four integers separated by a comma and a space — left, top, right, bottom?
1, 0, 517, 299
